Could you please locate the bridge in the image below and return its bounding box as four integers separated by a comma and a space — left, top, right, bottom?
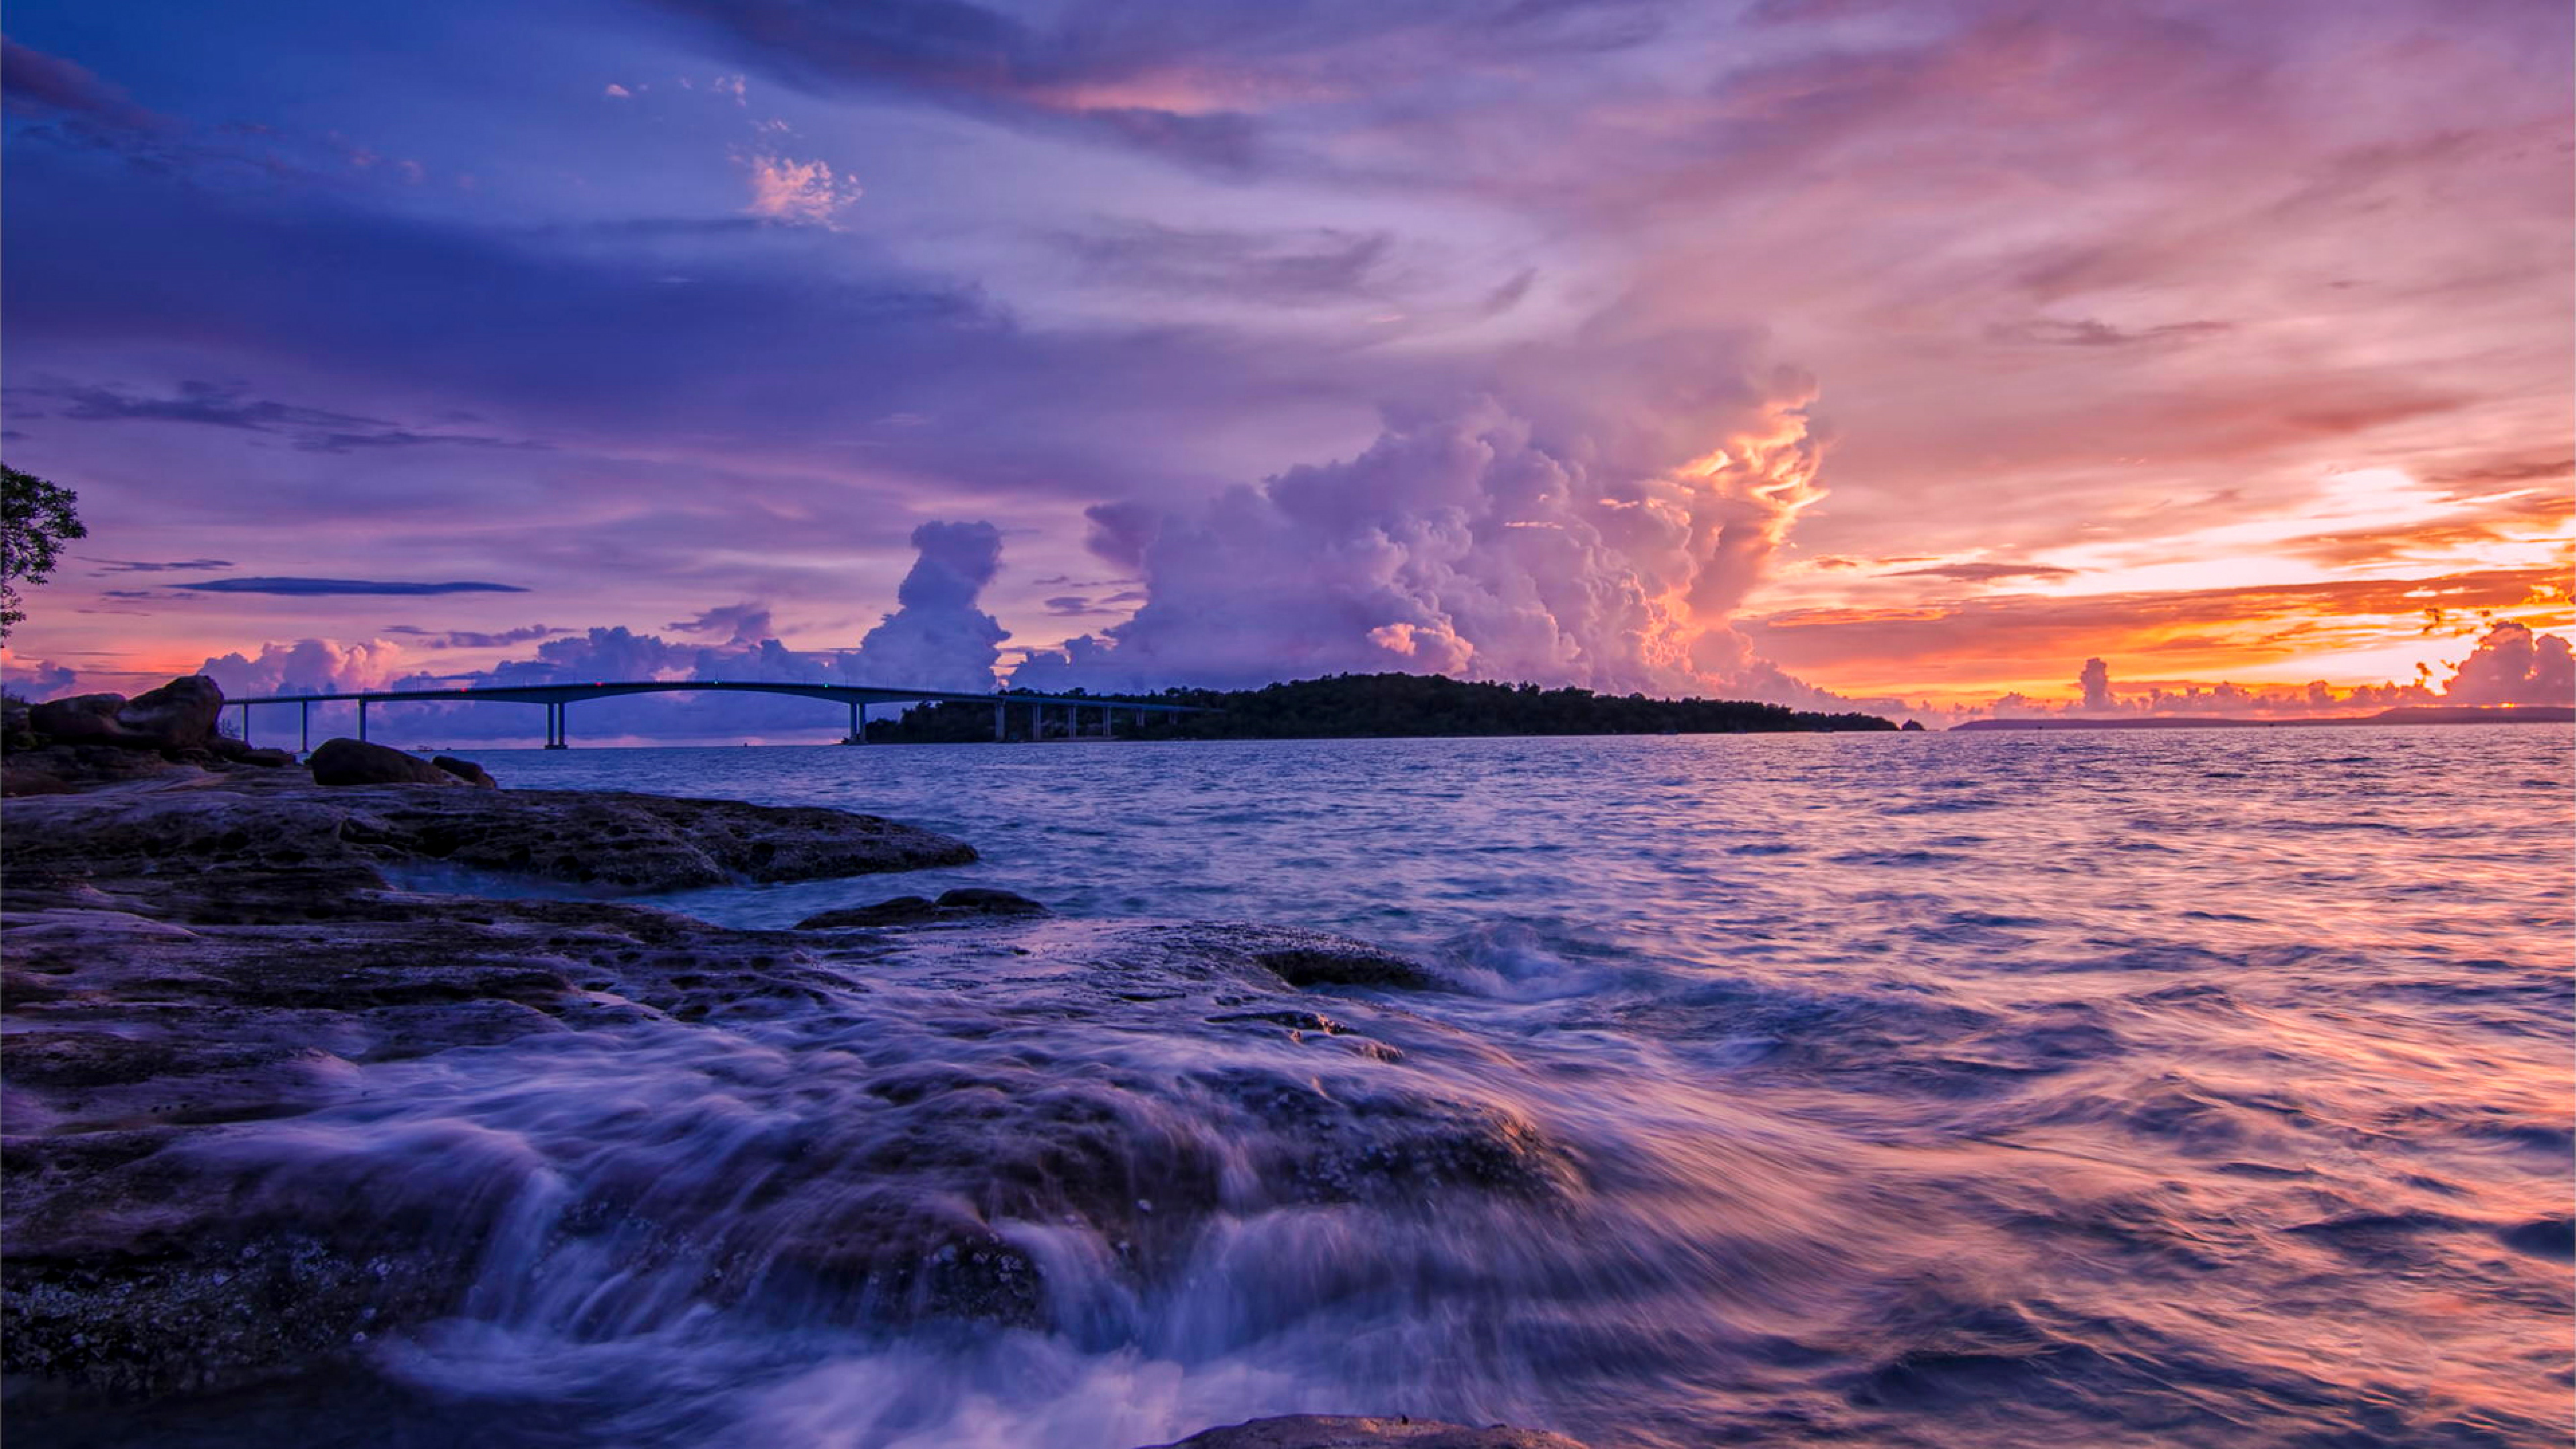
225, 680, 1209, 752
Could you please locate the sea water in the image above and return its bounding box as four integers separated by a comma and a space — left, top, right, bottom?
60, 727, 2576, 1448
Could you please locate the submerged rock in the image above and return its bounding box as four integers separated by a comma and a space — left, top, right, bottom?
1138, 1418, 1586, 1449
309, 737, 460, 788
797, 886, 1050, 930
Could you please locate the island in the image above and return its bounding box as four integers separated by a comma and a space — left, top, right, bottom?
867, 671, 1896, 742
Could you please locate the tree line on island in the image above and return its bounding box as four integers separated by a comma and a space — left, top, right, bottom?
871, 672, 1897, 742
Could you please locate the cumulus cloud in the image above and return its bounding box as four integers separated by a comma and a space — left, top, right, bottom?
740, 152, 860, 225
2079, 657, 2114, 712
2444, 620, 2575, 706
1998, 621, 2574, 719
199, 637, 416, 696
192, 520, 1012, 740
853, 520, 1009, 691
3, 657, 80, 698
1015, 336, 1846, 704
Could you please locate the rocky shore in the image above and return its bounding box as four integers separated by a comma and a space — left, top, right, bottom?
1, 679, 1587, 1449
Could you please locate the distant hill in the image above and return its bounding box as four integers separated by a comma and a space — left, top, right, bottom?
866, 672, 1897, 742
1953, 704, 2573, 731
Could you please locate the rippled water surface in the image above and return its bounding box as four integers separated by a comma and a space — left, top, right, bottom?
101, 728, 2576, 1447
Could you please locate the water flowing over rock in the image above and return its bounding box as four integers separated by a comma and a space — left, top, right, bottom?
1136, 1417, 1586, 1448
1, 776, 1575, 1414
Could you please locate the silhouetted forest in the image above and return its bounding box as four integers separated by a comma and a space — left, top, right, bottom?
867, 673, 1895, 742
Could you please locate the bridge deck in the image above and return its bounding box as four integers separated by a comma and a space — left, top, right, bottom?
224, 679, 1206, 749
232, 680, 1202, 710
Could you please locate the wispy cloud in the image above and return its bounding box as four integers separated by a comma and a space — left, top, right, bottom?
35, 380, 545, 454
177, 577, 529, 596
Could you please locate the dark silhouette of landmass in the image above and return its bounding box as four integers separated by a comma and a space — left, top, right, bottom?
867, 673, 1896, 742
1952, 704, 2572, 731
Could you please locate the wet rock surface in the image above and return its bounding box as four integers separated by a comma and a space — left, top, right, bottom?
4, 768, 979, 899
797, 885, 1051, 929
1137, 1417, 1586, 1449
1, 775, 1573, 1411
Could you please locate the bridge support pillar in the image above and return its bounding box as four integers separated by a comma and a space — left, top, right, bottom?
543, 700, 569, 749
844, 699, 866, 745
358, 699, 368, 743
299, 700, 309, 756
993, 702, 1005, 742
238, 702, 252, 747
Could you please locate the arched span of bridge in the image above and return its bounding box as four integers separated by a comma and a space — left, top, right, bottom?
223, 680, 1208, 752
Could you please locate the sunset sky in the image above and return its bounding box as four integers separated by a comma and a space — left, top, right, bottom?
4, 0, 2569, 722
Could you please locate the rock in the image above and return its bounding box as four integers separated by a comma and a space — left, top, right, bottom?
307, 737, 460, 787
2, 764, 74, 797
112, 675, 224, 750
1136, 1418, 1587, 1449
27, 693, 131, 746
431, 754, 498, 788
6, 742, 186, 786
798, 895, 942, 928
4, 771, 980, 899
797, 886, 1050, 931
1251, 937, 1443, 991
936, 886, 1048, 916
1, 782, 1567, 1404
206, 737, 299, 769
1900, 719, 1926, 732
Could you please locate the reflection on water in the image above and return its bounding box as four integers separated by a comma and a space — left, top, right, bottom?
68, 728, 2576, 1447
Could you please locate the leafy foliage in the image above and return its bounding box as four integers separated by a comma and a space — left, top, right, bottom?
868, 672, 1895, 742
3, 465, 88, 639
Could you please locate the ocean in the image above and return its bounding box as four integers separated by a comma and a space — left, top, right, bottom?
72, 727, 2576, 1447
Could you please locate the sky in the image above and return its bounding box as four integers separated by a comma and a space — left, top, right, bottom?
3, 0, 2570, 735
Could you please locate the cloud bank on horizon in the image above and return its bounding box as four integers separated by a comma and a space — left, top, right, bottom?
1, 0, 2568, 723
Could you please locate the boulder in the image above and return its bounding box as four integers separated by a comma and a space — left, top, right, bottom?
27, 693, 131, 746
206, 738, 300, 768
112, 675, 224, 750
1136, 1417, 1586, 1448
1252, 940, 1443, 991
1900, 719, 1927, 733
307, 737, 460, 787
432, 755, 499, 788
